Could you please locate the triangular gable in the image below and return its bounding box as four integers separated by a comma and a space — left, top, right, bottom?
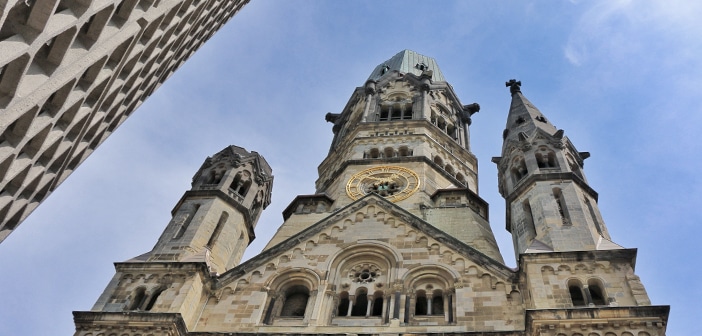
216, 193, 514, 288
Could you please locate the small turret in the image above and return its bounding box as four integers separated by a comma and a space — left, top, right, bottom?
149, 146, 273, 272
494, 80, 620, 259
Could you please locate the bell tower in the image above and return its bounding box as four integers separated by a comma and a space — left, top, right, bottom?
493, 80, 618, 258
149, 145, 273, 273
269, 50, 503, 262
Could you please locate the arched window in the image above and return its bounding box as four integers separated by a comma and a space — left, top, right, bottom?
398, 146, 411, 157
369, 148, 380, 159
238, 179, 251, 197
379, 100, 412, 121
206, 211, 229, 248
445, 165, 454, 175
447, 125, 457, 139
588, 279, 607, 306
337, 291, 350, 317
208, 168, 224, 184
431, 289, 444, 315
456, 173, 466, 186
511, 157, 527, 183
372, 291, 384, 316
173, 203, 199, 239
280, 285, 310, 317
144, 288, 164, 311
230, 172, 242, 191
568, 279, 586, 307
351, 287, 368, 316
536, 147, 558, 169
128, 287, 147, 310
415, 289, 428, 316
384, 147, 395, 158
437, 118, 446, 132
433, 156, 443, 167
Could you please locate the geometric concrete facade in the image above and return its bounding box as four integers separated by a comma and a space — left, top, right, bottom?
0, 0, 249, 243
74, 50, 668, 336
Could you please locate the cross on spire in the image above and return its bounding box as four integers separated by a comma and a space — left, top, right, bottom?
505, 79, 521, 94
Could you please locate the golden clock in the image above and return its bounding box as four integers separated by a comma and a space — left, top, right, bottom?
346, 166, 420, 202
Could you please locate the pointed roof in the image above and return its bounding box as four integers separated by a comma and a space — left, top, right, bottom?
503, 80, 558, 142
368, 49, 446, 82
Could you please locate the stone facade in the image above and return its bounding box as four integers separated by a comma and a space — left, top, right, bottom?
74, 50, 668, 335
0, 0, 250, 243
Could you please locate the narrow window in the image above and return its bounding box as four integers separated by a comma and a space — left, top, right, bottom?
379, 106, 390, 121
206, 211, 229, 248
456, 173, 466, 186
384, 147, 394, 158
351, 288, 368, 316
173, 203, 199, 239
129, 287, 147, 310
433, 156, 443, 166
337, 291, 350, 316
568, 280, 586, 307
415, 290, 428, 316
585, 198, 603, 235
588, 279, 607, 306
390, 104, 402, 120
238, 180, 251, 197
398, 146, 410, 157
511, 157, 527, 183
230, 172, 242, 191
431, 290, 444, 315
280, 285, 309, 317
144, 288, 163, 311
372, 291, 383, 316
522, 200, 536, 241
553, 188, 570, 226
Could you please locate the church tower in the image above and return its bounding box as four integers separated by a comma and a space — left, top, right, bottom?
493, 80, 617, 258
74, 51, 668, 336
148, 145, 273, 272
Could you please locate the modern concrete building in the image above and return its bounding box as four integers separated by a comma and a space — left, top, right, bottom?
0, 0, 249, 242
73, 50, 669, 335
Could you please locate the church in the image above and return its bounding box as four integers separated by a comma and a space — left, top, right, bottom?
73, 50, 669, 336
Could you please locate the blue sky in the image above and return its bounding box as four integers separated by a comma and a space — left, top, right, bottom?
0, 1, 699, 334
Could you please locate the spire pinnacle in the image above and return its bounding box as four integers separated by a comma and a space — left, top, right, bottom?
503, 80, 558, 141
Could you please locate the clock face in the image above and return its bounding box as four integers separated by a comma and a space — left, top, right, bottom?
346, 166, 420, 202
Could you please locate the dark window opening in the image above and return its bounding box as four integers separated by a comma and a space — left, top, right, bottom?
129, 288, 146, 310
432, 291, 444, 315
569, 285, 586, 306
280, 285, 309, 317
351, 289, 368, 316
372, 296, 383, 316
415, 290, 428, 316
144, 289, 163, 311
337, 292, 349, 316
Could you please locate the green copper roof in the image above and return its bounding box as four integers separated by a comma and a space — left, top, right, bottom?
368, 50, 446, 82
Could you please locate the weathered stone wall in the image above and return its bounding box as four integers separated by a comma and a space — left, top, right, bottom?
193, 201, 523, 333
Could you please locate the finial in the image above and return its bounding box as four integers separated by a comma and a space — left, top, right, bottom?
505, 79, 521, 94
